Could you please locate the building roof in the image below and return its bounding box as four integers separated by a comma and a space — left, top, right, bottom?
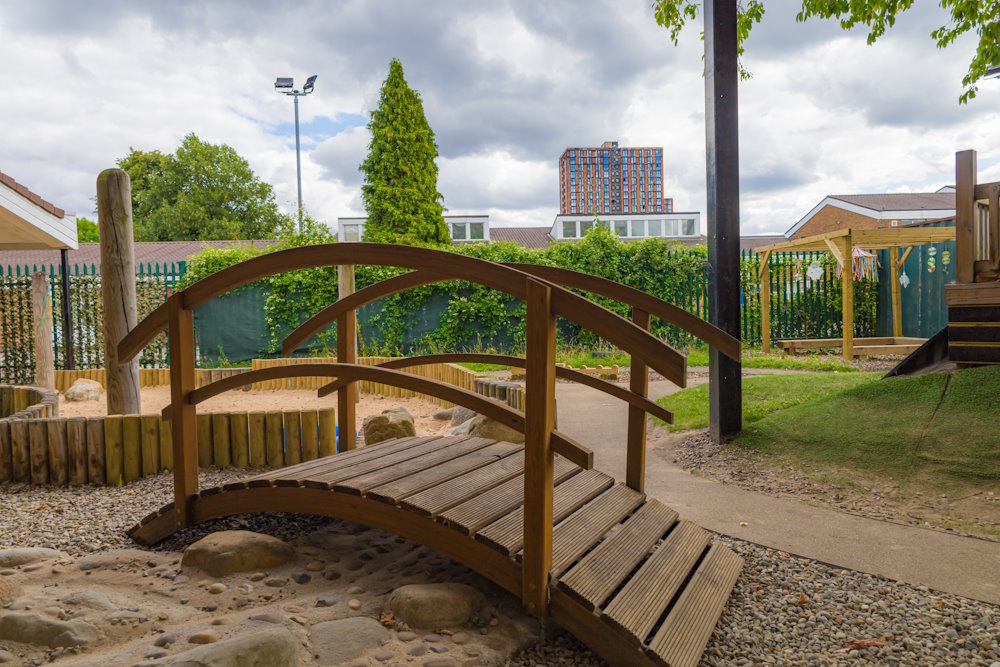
489, 227, 553, 249
786, 191, 956, 238
828, 192, 955, 212
740, 235, 784, 250
0, 239, 278, 271
0, 171, 77, 250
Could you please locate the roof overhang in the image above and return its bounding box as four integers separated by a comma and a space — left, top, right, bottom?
757, 226, 956, 253
0, 183, 77, 250
785, 196, 955, 239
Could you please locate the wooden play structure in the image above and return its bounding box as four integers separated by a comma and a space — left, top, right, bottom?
755, 225, 955, 360
117, 244, 743, 667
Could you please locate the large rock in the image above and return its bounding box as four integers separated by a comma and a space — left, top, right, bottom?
388, 583, 486, 629
181, 531, 295, 578
0, 612, 101, 647
0, 578, 18, 605
0, 547, 63, 568
448, 406, 477, 427
63, 379, 101, 402
310, 617, 389, 665
61, 590, 115, 611
362, 407, 416, 445
135, 627, 298, 666
465, 415, 524, 444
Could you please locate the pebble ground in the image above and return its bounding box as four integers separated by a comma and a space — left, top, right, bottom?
1, 471, 997, 666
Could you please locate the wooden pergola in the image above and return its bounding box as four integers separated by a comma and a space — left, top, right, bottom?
755, 226, 955, 359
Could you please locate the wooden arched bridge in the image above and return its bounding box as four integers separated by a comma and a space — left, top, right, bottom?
119, 244, 743, 667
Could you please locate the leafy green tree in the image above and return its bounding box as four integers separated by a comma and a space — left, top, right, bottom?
652, 0, 1000, 102
118, 133, 290, 241
359, 59, 450, 246
76, 217, 99, 242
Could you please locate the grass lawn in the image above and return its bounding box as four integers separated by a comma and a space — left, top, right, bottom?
657, 372, 879, 431
684, 348, 857, 372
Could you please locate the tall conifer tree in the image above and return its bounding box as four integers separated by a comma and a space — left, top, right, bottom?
359, 59, 449, 245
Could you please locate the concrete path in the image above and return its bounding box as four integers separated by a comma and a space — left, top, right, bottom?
555, 378, 1000, 605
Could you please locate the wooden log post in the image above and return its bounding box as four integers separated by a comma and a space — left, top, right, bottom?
318, 407, 335, 458
31, 272, 55, 391
0, 422, 11, 483
265, 411, 284, 468
758, 251, 771, 353
890, 246, 902, 338
123, 414, 141, 483
29, 420, 49, 485
140, 414, 160, 477
955, 150, 977, 284
10, 420, 30, 483
212, 413, 231, 468
46, 418, 69, 486
66, 417, 88, 485
248, 412, 267, 467
283, 410, 302, 465
104, 414, 124, 485
337, 264, 357, 452
626, 308, 650, 492
301, 409, 319, 461
167, 296, 199, 527
97, 168, 141, 415
230, 412, 249, 468
85, 417, 106, 484
522, 277, 556, 616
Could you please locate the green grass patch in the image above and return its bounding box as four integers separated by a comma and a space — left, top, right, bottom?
736, 366, 1000, 487
657, 372, 879, 431
684, 348, 857, 372
459, 362, 512, 372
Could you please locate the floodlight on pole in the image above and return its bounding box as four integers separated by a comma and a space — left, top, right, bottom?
274, 74, 318, 231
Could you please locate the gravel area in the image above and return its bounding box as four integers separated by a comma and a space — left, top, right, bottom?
3, 473, 998, 666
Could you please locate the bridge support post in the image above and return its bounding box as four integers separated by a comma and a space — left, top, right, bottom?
626, 308, 649, 492
522, 278, 555, 616
167, 295, 198, 528
337, 312, 356, 451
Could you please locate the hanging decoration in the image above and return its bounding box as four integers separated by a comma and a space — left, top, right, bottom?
835, 247, 879, 281
806, 258, 823, 281
941, 250, 951, 267
927, 246, 937, 273
900, 270, 910, 288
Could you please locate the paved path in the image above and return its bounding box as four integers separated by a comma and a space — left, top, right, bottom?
555, 377, 1000, 605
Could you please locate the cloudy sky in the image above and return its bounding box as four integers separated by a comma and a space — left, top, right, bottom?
1, 1, 998, 237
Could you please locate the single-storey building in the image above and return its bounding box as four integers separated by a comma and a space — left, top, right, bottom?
786, 189, 955, 239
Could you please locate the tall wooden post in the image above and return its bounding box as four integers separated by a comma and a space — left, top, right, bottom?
955, 150, 976, 284
167, 296, 198, 528
97, 168, 140, 415
890, 246, 902, 338
522, 277, 556, 616
705, 0, 743, 441
626, 308, 649, 492
337, 264, 357, 452
31, 272, 55, 390
758, 251, 771, 353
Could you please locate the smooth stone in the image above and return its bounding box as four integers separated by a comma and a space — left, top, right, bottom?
408, 644, 427, 657
305, 560, 325, 572
362, 407, 416, 445
347, 585, 365, 594
291, 572, 311, 584
374, 649, 394, 662
250, 613, 284, 624
211, 617, 232, 626
249, 572, 267, 582
0, 578, 19, 605
0, 612, 101, 648
310, 617, 389, 665
448, 406, 477, 427
135, 627, 298, 666
397, 631, 418, 642
265, 578, 288, 588
451, 632, 471, 645
61, 590, 114, 611
144, 649, 168, 660
429, 643, 449, 653
465, 414, 524, 444
322, 570, 341, 581
388, 584, 486, 629
348, 599, 361, 610
422, 659, 457, 667
315, 595, 337, 608
423, 634, 442, 642
208, 583, 227, 594
182, 531, 295, 577
188, 630, 221, 644
0, 548, 63, 568
0, 650, 14, 663
64, 378, 101, 402
154, 633, 177, 647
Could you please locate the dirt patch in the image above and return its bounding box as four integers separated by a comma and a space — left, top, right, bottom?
652, 428, 1000, 541
58, 386, 451, 437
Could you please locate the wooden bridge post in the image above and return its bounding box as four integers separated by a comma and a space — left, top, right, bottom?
626, 308, 649, 492
337, 311, 356, 451
955, 150, 976, 284
522, 277, 556, 616
758, 251, 771, 353
167, 295, 198, 528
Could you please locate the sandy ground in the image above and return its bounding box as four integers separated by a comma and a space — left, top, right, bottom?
58, 386, 452, 437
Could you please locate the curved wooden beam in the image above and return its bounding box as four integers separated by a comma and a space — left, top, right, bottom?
506, 264, 741, 361
121, 244, 686, 387
119, 300, 170, 363
162, 362, 592, 469
318, 353, 673, 424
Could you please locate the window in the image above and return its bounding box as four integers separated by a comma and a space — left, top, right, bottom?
681, 219, 696, 235
470, 222, 485, 240
664, 219, 678, 236
648, 219, 662, 236
631, 220, 644, 237
580, 219, 594, 235
342, 224, 362, 242
614, 220, 628, 237
562, 220, 577, 238
451, 223, 467, 240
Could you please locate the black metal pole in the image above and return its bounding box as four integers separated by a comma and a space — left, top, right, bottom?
705, 0, 742, 440
60, 248, 75, 370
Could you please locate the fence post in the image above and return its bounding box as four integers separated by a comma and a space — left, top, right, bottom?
32, 272, 55, 390
758, 251, 771, 353
97, 168, 141, 415
522, 277, 556, 616
167, 295, 198, 528
59, 249, 75, 370
955, 150, 976, 284
626, 307, 649, 492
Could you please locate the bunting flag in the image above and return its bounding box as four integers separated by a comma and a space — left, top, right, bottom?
835, 247, 879, 281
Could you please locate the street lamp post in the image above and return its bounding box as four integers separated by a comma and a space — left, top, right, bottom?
275, 74, 317, 232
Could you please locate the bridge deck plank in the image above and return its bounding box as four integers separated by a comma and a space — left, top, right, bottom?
334, 437, 494, 494
401, 450, 526, 517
